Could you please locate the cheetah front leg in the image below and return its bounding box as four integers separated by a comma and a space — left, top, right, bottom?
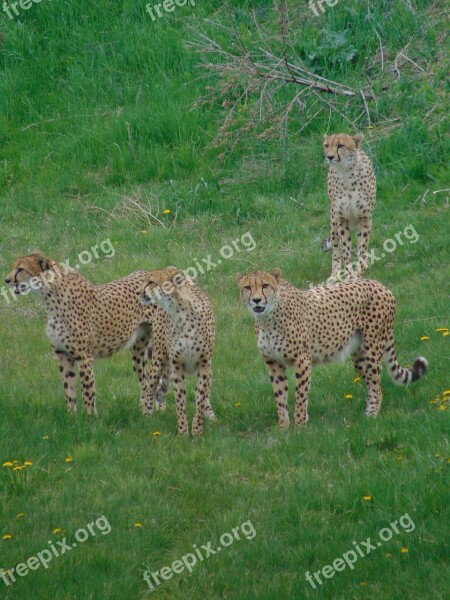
192, 361, 212, 437
131, 338, 151, 411
155, 361, 170, 412
339, 217, 354, 280
264, 359, 289, 429
54, 350, 78, 413
356, 216, 372, 277
171, 362, 189, 436
293, 358, 311, 426
78, 356, 97, 416
145, 353, 167, 416
328, 217, 342, 282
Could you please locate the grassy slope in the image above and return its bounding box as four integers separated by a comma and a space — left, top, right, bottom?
0, 1, 448, 599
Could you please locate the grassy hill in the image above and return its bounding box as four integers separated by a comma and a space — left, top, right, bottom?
0, 1, 448, 599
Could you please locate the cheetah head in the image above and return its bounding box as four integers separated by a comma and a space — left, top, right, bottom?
138, 266, 193, 312
235, 269, 281, 318
5, 251, 53, 296
323, 133, 362, 168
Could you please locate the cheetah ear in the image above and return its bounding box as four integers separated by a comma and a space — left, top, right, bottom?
38, 258, 49, 271
353, 134, 362, 148
234, 273, 243, 284
171, 269, 189, 287
270, 268, 281, 282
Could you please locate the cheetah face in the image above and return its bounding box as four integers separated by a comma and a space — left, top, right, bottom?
5, 252, 51, 295
235, 269, 281, 318
323, 133, 362, 168
138, 267, 189, 312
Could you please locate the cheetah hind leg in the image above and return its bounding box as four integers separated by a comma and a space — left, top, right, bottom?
351, 349, 367, 381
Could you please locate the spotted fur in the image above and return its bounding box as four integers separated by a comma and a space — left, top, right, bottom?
5, 251, 168, 415
138, 267, 216, 437
322, 133, 376, 281
236, 269, 428, 427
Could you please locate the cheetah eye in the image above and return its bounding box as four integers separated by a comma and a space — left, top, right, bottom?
323, 144, 328, 148
337, 144, 344, 149
147, 280, 155, 285
243, 286, 251, 292
262, 284, 270, 290
17, 268, 24, 273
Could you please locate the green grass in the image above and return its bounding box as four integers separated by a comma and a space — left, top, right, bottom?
0, 1, 448, 599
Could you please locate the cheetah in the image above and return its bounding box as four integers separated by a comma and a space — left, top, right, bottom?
5, 251, 169, 415
322, 133, 376, 281
138, 267, 216, 436
236, 269, 428, 428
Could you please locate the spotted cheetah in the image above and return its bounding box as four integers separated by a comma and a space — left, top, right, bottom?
138, 267, 216, 436
236, 269, 427, 428
322, 133, 376, 281
5, 251, 168, 415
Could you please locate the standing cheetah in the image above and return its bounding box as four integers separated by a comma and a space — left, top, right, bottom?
138, 267, 216, 437
236, 269, 427, 428
5, 251, 168, 415
322, 133, 376, 281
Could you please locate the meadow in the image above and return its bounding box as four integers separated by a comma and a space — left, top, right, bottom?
0, 1, 448, 598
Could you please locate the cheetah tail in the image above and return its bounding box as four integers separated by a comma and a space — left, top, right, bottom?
383, 340, 428, 386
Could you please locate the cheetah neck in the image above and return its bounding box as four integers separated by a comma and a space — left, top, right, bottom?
331, 152, 362, 181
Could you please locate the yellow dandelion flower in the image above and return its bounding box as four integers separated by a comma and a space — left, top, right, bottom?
23, 461, 33, 466
153, 431, 161, 436
2, 534, 12, 540
434, 453, 440, 458
42, 435, 49, 440
363, 495, 372, 501
438, 405, 446, 411
400, 547, 408, 553
235, 402, 241, 407
443, 390, 450, 396
16, 513, 24, 518
420, 336, 429, 341
140, 230, 148, 234
12, 460, 19, 464
442, 331, 449, 337
435, 328, 448, 333
344, 394, 353, 399
163, 209, 171, 214
134, 522, 143, 528
353, 376, 361, 383
13, 466, 25, 471
65, 456, 73, 463
2, 462, 13, 467
52, 528, 61, 534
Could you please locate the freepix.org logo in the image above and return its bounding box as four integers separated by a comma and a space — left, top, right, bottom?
1, 515, 112, 586
143, 520, 256, 591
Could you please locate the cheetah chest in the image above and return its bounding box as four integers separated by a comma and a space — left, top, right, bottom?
334, 190, 367, 226
46, 316, 69, 352
167, 313, 207, 373
257, 327, 288, 366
